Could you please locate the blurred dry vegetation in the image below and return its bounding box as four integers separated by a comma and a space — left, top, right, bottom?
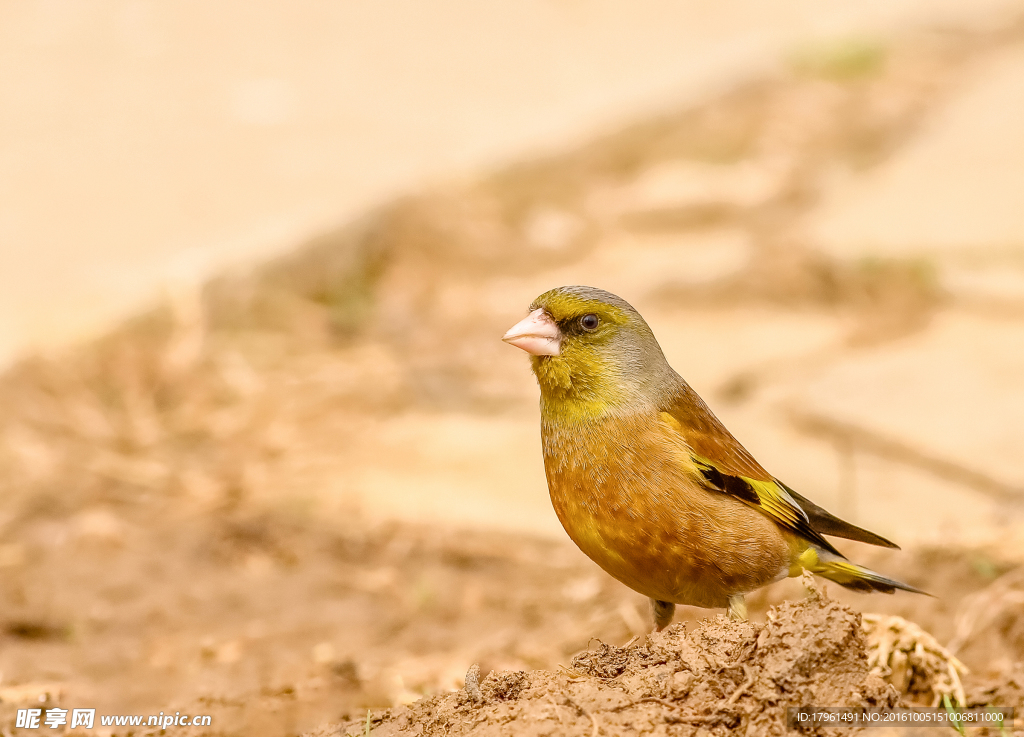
1, 14, 1024, 737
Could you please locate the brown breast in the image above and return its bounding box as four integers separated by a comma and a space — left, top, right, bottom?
541, 411, 793, 608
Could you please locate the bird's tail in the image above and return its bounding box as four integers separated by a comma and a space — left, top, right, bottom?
799, 547, 928, 595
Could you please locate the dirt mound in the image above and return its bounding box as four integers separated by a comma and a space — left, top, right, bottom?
967, 664, 1024, 711
314, 594, 900, 737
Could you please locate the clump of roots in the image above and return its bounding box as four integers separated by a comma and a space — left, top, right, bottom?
862, 613, 968, 706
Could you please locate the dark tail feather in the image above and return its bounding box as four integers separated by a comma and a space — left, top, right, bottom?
783, 483, 900, 550
806, 548, 930, 596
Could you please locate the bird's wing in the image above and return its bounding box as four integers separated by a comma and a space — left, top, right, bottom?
780, 482, 899, 549
660, 384, 842, 556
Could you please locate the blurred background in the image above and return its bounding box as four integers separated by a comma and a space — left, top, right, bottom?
2, 1, 1024, 735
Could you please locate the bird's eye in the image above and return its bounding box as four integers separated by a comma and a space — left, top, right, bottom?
580, 314, 600, 331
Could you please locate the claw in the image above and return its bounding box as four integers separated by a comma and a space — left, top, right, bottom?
651, 599, 676, 631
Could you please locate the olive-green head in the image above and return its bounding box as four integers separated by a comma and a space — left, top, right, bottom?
503, 286, 677, 418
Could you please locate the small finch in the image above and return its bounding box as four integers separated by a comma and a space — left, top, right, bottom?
503, 286, 923, 629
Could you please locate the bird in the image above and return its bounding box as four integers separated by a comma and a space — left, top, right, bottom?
502, 285, 923, 629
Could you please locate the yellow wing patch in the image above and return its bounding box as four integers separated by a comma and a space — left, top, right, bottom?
690, 454, 840, 555
656, 410, 840, 554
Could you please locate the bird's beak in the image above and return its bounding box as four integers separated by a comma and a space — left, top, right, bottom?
502, 308, 562, 356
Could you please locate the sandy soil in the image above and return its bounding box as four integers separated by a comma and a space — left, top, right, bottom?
0, 0, 1018, 362
0, 506, 1019, 737
1, 10, 1024, 737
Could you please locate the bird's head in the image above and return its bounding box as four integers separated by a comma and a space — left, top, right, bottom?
503, 286, 676, 418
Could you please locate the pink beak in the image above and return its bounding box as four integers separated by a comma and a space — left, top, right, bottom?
502, 308, 562, 356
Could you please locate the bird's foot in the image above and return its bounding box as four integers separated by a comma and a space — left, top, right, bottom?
728, 594, 748, 621
651, 599, 676, 631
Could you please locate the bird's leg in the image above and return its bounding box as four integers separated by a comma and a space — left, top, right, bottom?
651, 599, 676, 631
727, 594, 748, 621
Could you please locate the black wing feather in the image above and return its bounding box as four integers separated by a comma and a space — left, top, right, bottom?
780, 483, 900, 550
